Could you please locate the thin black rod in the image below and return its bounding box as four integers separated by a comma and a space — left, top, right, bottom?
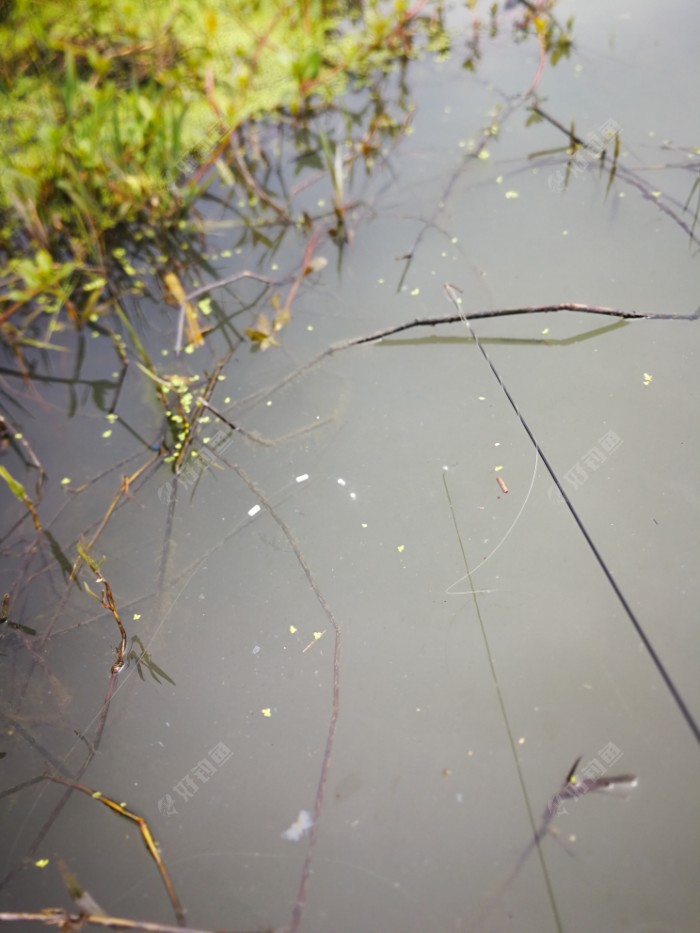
444, 283, 700, 745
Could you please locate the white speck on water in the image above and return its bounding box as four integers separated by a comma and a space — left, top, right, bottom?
281, 809, 313, 842
296, 474, 309, 483
248, 504, 261, 517
337, 478, 346, 487
252, 645, 261, 655
350, 492, 357, 500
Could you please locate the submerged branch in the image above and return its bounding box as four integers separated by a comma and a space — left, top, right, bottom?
0, 910, 267, 933
43, 774, 186, 927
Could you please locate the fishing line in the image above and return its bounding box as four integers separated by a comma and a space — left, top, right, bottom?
444, 282, 700, 745
443, 471, 564, 932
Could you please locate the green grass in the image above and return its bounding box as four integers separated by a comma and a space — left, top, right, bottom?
0, 0, 435, 339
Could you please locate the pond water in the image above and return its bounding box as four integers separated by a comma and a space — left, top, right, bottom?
1, 2, 699, 932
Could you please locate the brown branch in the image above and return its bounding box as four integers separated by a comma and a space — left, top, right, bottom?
228, 301, 700, 416
43, 774, 186, 928
530, 104, 700, 245
0, 910, 268, 933
95, 570, 128, 675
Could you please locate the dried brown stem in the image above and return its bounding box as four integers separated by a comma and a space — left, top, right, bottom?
0, 910, 269, 933
228, 301, 700, 417
43, 774, 186, 927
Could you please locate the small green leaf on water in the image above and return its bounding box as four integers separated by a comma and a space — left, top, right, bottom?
84, 277, 107, 292
0, 465, 26, 500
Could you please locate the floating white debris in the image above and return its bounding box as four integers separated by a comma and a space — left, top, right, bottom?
248, 504, 261, 517
296, 474, 309, 483
350, 492, 357, 500
281, 809, 313, 842
252, 645, 261, 655
337, 478, 346, 487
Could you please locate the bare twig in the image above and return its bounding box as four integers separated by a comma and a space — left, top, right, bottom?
0, 910, 267, 933
76, 545, 127, 674
43, 774, 186, 928
228, 301, 700, 415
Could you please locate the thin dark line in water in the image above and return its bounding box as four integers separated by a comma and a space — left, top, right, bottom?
444, 283, 700, 746
443, 473, 564, 933
217, 453, 341, 933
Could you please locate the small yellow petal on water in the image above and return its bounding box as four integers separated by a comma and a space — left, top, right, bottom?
35, 859, 50, 869
313, 632, 323, 640
494, 465, 504, 472
397, 544, 405, 553
542, 327, 549, 335
133, 613, 141, 621
61, 477, 70, 485
505, 190, 519, 199
102, 429, 112, 439
289, 625, 297, 634
261, 708, 272, 717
